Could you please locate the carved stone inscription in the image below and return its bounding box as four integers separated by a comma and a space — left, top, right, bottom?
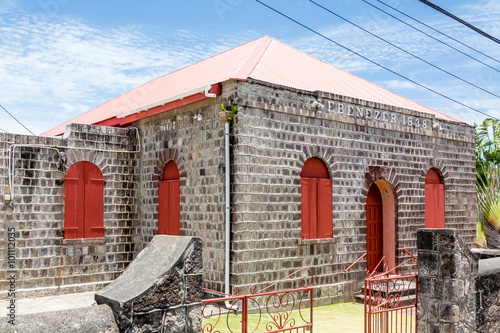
323, 100, 429, 129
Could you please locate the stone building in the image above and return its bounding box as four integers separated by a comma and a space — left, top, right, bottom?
0, 36, 476, 304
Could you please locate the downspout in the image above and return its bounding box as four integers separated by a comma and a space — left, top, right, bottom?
224, 121, 231, 296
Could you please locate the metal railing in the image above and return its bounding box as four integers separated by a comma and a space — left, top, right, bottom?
202, 267, 314, 333
364, 273, 417, 333
346, 249, 418, 333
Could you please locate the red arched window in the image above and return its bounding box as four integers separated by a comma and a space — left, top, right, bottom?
159, 161, 180, 235
425, 168, 445, 228
300, 158, 332, 239
64, 162, 105, 239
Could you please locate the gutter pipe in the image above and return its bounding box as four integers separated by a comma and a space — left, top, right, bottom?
224, 121, 231, 296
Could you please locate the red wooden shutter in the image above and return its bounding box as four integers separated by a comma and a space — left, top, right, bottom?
301, 178, 316, 239
85, 163, 105, 238
158, 181, 168, 235
436, 184, 445, 228
425, 169, 445, 228
168, 180, 181, 235
425, 184, 435, 228
159, 161, 180, 235
64, 162, 105, 239
317, 178, 333, 238
64, 164, 84, 239
300, 158, 332, 240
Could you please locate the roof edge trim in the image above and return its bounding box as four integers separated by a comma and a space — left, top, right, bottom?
117, 84, 217, 119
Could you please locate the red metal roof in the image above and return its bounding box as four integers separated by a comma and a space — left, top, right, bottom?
42, 35, 460, 136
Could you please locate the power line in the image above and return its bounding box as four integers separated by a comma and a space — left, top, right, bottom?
361, 0, 500, 74
253, 0, 497, 120
0, 127, 7, 133
373, 0, 500, 65
418, 0, 500, 45
309, 0, 500, 101
0, 104, 36, 136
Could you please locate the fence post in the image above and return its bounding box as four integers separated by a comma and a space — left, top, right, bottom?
242, 295, 248, 333
365, 278, 369, 333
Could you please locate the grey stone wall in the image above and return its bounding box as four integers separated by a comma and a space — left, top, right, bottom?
133, 98, 227, 292
476, 260, 500, 333
0, 124, 139, 299
228, 79, 476, 305
417, 229, 477, 332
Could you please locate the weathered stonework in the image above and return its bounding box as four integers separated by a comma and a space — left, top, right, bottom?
417, 229, 500, 333
95, 235, 203, 333
0, 78, 476, 308
228, 80, 476, 305
0, 124, 139, 298
134, 97, 226, 292
417, 229, 478, 332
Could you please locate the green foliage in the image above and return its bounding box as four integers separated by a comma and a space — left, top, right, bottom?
475, 118, 500, 248
220, 102, 240, 126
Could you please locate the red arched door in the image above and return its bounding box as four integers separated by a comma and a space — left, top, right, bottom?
367, 184, 383, 272
425, 168, 445, 228
159, 161, 180, 235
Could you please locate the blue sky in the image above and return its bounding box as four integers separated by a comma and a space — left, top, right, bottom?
1, 0, 500, 135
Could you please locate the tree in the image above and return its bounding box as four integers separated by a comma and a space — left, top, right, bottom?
476, 118, 500, 248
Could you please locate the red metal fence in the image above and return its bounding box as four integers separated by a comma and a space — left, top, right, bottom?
202, 268, 313, 333
364, 273, 418, 333
347, 249, 418, 333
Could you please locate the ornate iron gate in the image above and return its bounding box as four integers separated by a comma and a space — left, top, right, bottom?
346, 249, 418, 333
364, 273, 417, 333
202, 268, 313, 333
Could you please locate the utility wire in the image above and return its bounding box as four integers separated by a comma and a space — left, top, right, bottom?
362, 0, 500, 74
253, 0, 497, 120
0, 104, 36, 136
373, 0, 500, 65
309, 0, 500, 101
0, 127, 7, 133
418, 0, 500, 45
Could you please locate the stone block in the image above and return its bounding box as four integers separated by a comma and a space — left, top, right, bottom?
436, 231, 456, 251
132, 310, 163, 333
95, 235, 203, 332
441, 303, 460, 323
0, 305, 118, 333
162, 307, 186, 333
417, 229, 435, 251
185, 274, 204, 304
418, 251, 439, 276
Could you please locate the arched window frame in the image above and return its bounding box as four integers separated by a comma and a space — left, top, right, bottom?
64, 161, 105, 239
158, 160, 180, 235
300, 158, 332, 239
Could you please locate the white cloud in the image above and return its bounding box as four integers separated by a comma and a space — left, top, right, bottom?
378, 80, 418, 90
0, 8, 255, 135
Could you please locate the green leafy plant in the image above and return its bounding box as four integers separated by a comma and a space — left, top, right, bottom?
220, 102, 240, 126
476, 118, 500, 248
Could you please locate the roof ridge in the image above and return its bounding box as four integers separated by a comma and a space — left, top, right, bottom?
231, 35, 273, 80
252, 38, 460, 123
121, 35, 271, 93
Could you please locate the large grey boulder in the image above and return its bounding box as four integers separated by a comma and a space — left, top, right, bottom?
95, 235, 203, 333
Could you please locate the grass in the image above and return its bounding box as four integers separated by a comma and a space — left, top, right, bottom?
203, 302, 416, 333
203, 302, 366, 333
